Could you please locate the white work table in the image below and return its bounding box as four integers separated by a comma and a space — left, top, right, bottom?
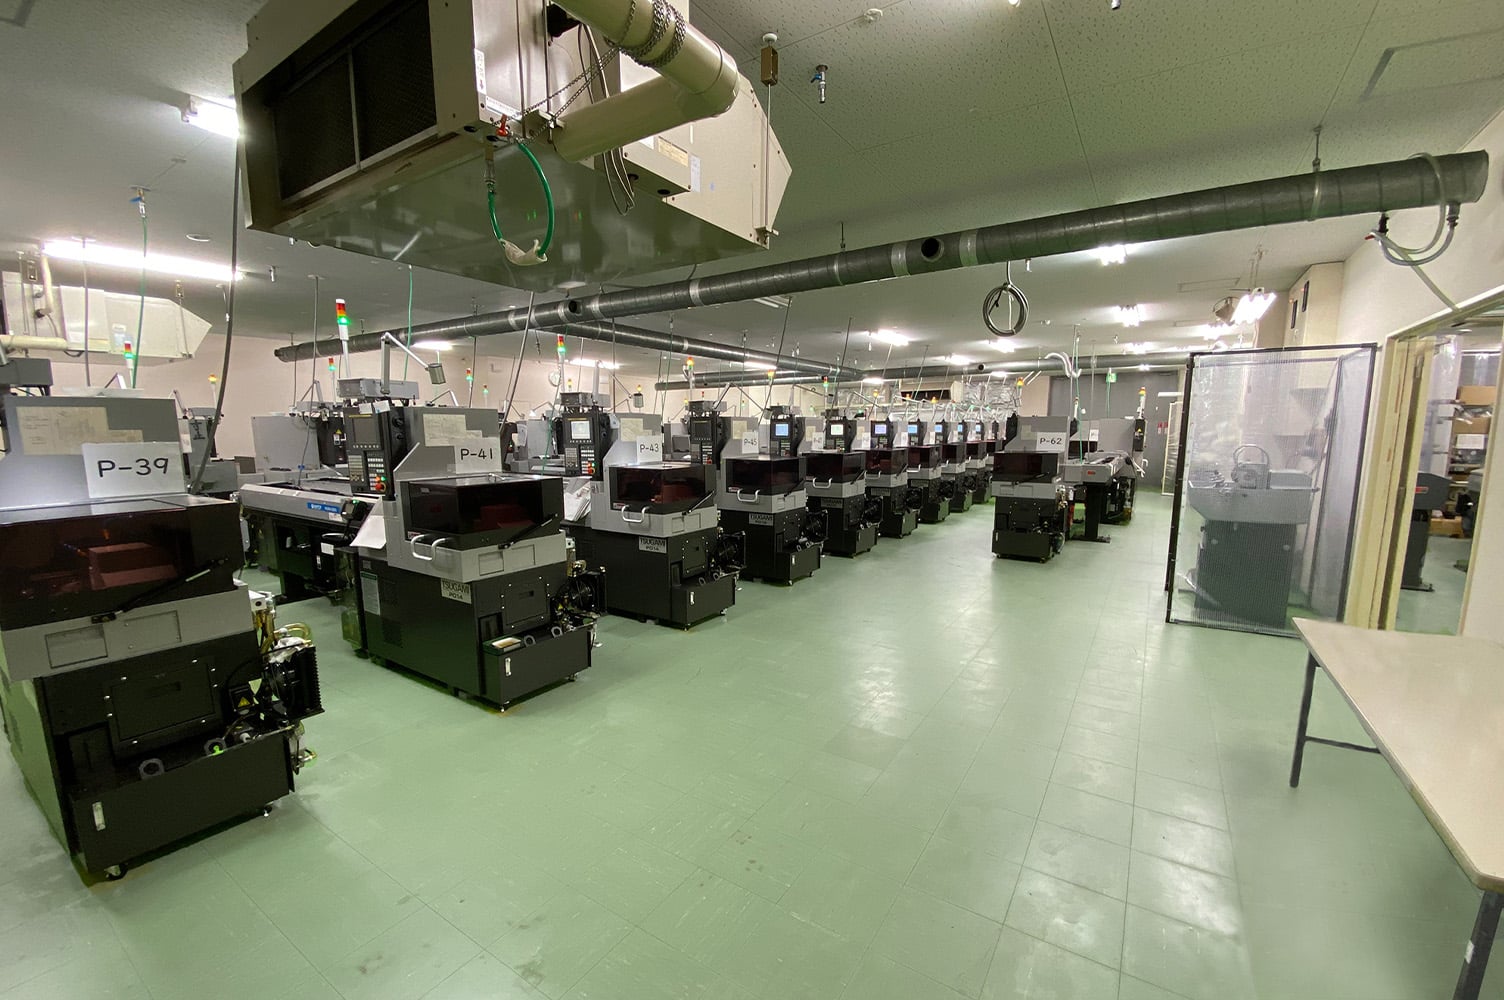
1291, 618, 1504, 1000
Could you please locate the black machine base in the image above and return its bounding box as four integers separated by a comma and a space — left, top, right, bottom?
809, 495, 878, 557
992, 498, 1068, 563
947, 479, 975, 514
353, 557, 594, 706
871, 489, 917, 538
1193, 520, 1297, 631
569, 525, 736, 627
824, 521, 878, 557
916, 481, 951, 524
720, 508, 822, 584
970, 482, 991, 506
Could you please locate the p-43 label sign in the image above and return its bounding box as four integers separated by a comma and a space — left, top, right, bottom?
80, 442, 185, 498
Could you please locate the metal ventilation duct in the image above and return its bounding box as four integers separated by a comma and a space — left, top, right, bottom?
277, 151, 1488, 363
651, 352, 1192, 389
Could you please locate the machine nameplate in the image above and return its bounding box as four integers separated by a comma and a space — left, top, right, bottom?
306, 501, 342, 515
1035, 433, 1067, 453
18, 407, 142, 455
360, 572, 382, 615
749, 513, 774, 525
454, 438, 502, 472
439, 580, 473, 604
80, 442, 185, 498
638, 537, 668, 554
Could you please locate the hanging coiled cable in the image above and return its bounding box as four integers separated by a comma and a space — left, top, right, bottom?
1371, 153, 1459, 268
982, 260, 1028, 337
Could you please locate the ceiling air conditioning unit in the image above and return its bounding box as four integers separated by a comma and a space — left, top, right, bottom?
233, 0, 789, 291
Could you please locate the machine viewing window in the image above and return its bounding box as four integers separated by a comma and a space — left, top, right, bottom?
611, 465, 712, 513
995, 452, 1059, 479
725, 456, 805, 494
0, 498, 243, 631
568, 419, 591, 441
907, 445, 938, 469
866, 448, 909, 474
806, 451, 864, 483
403, 475, 563, 549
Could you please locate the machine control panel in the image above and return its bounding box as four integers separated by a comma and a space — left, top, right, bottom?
687, 413, 725, 465
870, 420, 895, 448
932, 421, 950, 445
906, 420, 926, 446
765, 407, 803, 457
555, 409, 612, 479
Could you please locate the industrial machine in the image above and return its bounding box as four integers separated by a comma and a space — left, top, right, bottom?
1401, 472, 1454, 592
1184, 444, 1317, 630
717, 407, 822, 584
804, 412, 878, 557
906, 419, 951, 524
867, 418, 917, 538
239, 477, 377, 602
967, 419, 992, 506
937, 420, 975, 514
1061, 452, 1129, 544
233, 0, 789, 292
251, 407, 347, 476
556, 395, 740, 627
991, 417, 1072, 562
344, 405, 601, 706
0, 380, 322, 879
179, 405, 242, 497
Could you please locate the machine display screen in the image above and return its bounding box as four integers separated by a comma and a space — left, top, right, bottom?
774, 421, 790, 437
829, 422, 844, 437
874, 422, 888, 435
973, 423, 984, 435
907, 423, 920, 436
567, 419, 591, 441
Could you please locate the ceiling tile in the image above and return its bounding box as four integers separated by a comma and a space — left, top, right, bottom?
1044, 0, 1374, 96
769, 0, 1067, 149
692, 0, 904, 53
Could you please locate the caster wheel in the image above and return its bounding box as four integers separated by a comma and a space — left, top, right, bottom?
567, 674, 578, 682
103, 865, 126, 881
261, 805, 274, 818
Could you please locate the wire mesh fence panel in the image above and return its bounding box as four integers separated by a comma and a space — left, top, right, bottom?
1166, 345, 1376, 636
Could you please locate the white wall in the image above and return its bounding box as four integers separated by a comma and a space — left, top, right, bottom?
1337, 109, 1504, 344
1333, 105, 1504, 639
42, 335, 656, 458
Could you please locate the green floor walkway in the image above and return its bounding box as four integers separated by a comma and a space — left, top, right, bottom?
0, 495, 1495, 999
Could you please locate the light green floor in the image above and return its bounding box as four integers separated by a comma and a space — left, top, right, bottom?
1, 495, 1496, 999
1395, 534, 1471, 636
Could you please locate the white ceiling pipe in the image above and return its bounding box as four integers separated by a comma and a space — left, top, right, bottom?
550, 0, 740, 162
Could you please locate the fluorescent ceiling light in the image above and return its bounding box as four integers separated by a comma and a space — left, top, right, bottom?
871, 329, 910, 346
411, 340, 453, 351
1092, 244, 1128, 266
1116, 305, 1143, 327
564, 358, 621, 370
752, 295, 792, 309
1201, 323, 1232, 341
1157, 391, 1183, 397
943, 354, 973, 365
1231, 288, 1276, 325
1122, 342, 1152, 355
182, 96, 239, 139
991, 341, 1018, 353
1138, 364, 1152, 371
862, 376, 885, 385
42, 238, 240, 283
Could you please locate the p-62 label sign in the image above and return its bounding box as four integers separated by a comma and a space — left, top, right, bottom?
80, 442, 185, 498
1033, 433, 1067, 454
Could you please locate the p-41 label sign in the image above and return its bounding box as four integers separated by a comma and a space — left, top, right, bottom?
1033, 432, 1068, 454
81, 442, 185, 498
453, 437, 502, 473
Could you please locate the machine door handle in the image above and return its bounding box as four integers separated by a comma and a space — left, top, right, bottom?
618, 507, 647, 524
735, 488, 762, 503
409, 534, 455, 561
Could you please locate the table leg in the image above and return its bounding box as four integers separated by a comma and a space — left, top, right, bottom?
1454, 891, 1503, 1000
1289, 654, 1318, 788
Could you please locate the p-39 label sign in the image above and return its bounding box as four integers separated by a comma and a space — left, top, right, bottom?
80, 442, 185, 498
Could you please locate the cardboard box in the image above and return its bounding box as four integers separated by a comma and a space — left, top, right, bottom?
1458, 385, 1496, 407
1453, 414, 1492, 440
1430, 514, 1465, 538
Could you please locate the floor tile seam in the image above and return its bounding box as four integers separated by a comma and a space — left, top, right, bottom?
211, 854, 334, 973
995, 913, 1123, 977
1, 901, 163, 1000
1119, 789, 1138, 976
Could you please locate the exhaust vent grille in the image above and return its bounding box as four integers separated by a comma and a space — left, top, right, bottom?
267, 0, 437, 202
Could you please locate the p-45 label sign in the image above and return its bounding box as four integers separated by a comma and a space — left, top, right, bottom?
80, 442, 185, 498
